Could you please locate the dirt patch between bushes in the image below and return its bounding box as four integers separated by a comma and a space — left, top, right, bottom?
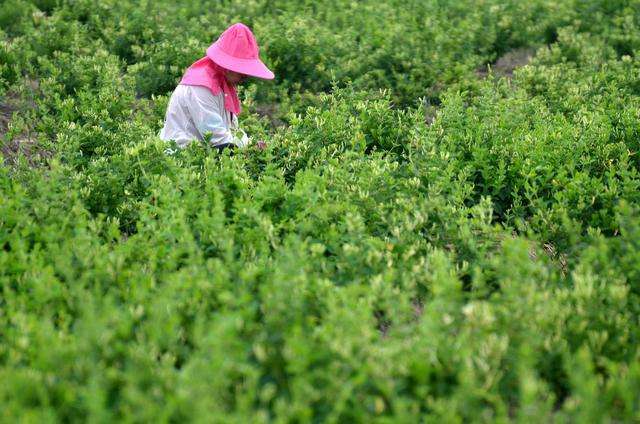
1, 107, 11, 133
1, 80, 49, 167
254, 102, 286, 128
476, 47, 537, 79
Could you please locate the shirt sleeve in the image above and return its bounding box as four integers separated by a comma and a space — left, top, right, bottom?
185, 85, 250, 148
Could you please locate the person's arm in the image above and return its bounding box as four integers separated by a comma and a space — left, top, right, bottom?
230, 112, 251, 148
185, 85, 249, 147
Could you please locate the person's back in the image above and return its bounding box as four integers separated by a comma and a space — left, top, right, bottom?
160, 85, 248, 149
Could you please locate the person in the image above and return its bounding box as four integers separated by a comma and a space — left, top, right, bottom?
160, 23, 274, 152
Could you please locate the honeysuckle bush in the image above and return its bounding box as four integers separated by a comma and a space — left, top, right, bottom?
2, 0, 640, 421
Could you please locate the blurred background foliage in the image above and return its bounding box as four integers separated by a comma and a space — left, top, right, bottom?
1, 0, 640, 421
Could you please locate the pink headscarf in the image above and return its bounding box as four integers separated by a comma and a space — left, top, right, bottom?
180, 57, 241, 116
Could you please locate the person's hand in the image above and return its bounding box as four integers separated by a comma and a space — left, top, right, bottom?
256, 140, 267, 150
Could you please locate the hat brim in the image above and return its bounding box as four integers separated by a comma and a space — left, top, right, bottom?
207, 44, 274, 80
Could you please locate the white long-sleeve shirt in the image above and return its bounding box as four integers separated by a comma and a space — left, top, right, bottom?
159, 84, 250, 148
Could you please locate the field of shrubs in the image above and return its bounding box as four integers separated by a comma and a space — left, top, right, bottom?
2, 0, 640, 421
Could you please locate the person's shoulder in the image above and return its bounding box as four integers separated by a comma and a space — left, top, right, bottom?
183, 84, 223, 100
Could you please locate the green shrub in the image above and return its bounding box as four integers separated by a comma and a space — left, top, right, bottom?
2, 0, 640, 421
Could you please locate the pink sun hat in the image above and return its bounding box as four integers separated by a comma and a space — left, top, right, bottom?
206, 23, 274, 80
